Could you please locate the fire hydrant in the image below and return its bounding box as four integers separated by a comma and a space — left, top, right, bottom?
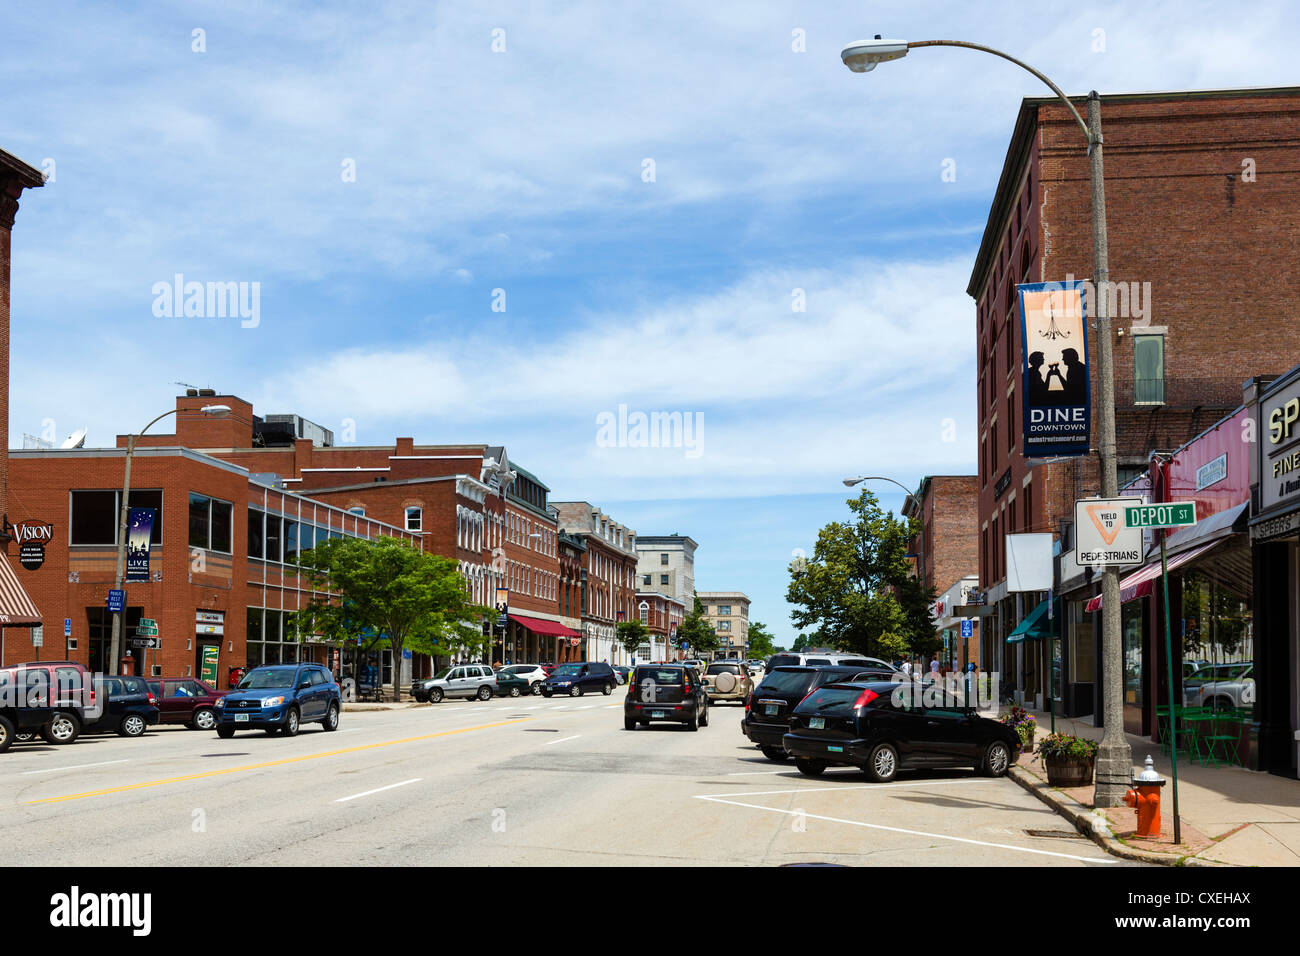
1123, 755, 1167, 837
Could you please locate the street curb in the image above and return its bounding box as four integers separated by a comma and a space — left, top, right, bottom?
341, 701, 430, 712
1007, 766, 1232, 867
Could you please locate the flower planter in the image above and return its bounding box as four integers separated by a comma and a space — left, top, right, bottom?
1018, 727, 1036, 754
1043, 755, 1095, 788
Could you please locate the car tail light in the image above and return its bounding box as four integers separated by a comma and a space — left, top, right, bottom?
147, 693, 157, 706
852, 688, 879, 709
744, 692, 752, 713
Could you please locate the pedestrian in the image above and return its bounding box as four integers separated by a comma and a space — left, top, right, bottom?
902, 659, 912, 678
929, 656, 940, 684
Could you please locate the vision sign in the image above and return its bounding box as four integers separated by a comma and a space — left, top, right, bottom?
14, 519, 53, 570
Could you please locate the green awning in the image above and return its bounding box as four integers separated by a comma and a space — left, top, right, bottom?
1006, 597, 1061, 644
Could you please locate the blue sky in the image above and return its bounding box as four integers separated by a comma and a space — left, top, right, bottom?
6, 1, 1297, 648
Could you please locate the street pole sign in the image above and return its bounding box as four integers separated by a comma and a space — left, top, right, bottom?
1075, 496, 1145, 567
960, 619, 973, 639
107, 589, 126, 613
129, 636, 161, 649
1125, 502, 1196, 529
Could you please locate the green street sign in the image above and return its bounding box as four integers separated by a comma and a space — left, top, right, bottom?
139, 618, 158, 628
1125, 502, 1197, 529
135, 625, 159, 636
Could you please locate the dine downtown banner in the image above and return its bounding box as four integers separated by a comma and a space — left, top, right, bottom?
1018, 280, 1092, 458
125, 507, 156, 582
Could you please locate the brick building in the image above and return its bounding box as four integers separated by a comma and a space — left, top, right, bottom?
0, 148, 44, 638
698, 591, 750, 659
970, 88, 1300, 698
553, 502, 638, 665
902, 475, 982, 668
634, 591, 686, 662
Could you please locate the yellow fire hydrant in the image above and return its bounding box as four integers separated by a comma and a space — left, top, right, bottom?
1123, 755, 1166, 838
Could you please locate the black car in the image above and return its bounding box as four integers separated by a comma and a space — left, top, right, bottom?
540, 661, 618, 698
82, 675, 161, 738
624, 664, 709, 731
743, 665, 895, 761
782, 680, 1019, 782
0, 669, 61, 753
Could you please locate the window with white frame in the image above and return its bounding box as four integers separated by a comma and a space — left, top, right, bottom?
405, 506, 422, 532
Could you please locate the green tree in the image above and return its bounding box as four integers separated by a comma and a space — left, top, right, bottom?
291, 536, 492, 701
786, 489, 938, 662
746, 620, 776, 659
676, 592, 719, 657
616, 619, 649, 659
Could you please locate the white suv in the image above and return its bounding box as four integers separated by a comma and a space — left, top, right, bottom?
414, 664, 498, 703
498, 664, 547, 693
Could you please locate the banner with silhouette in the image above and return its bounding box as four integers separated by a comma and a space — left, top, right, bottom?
125, 508, 156, 582
1018, 279, 1091, 458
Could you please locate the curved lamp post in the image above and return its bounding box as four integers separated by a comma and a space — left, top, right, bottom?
109, 404, 230, 674
840, 36, 1128, 804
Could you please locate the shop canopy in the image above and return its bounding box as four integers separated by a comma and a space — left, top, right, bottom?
508, 613, 580, 638
1083, 540, 1219, 613
0, 553, 42, 626
1006, 597, 1061, 644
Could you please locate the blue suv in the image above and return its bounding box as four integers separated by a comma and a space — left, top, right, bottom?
215, 663, 340, 738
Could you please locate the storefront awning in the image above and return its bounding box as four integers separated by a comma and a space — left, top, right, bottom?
1006, 597, 1060, 644
0, 553, 42, 626
1161, 501, 1247, 556
1083, 540, 1220, 612
508, 613, 581, 638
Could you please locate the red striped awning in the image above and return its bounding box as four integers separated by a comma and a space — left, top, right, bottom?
1083, 541, 1219, 613
508, 613, 580, 638
0, 553, 41, 626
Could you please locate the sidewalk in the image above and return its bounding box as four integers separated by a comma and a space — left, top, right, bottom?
1009, 708, 1300, 865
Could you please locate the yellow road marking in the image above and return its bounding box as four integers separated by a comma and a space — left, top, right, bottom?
25, 717, 532, 805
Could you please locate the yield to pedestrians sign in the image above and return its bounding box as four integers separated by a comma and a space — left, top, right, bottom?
1075, 497, 1145, 567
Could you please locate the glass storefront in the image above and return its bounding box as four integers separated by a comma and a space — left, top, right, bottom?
1122, 600, 1144, 735
1181, 568, 1253, 715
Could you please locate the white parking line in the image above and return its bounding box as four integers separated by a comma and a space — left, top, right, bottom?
335, 778, 423, 803
21, 759, 129, 775
542, 735, 581, 747
693, 783, 1115, 864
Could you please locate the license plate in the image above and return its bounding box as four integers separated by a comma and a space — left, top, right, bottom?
765, 704, 779, 716
809, 717, 825, 729
827, 745, 843, 753
235, 714, 249, 722
651, 711, 665, 718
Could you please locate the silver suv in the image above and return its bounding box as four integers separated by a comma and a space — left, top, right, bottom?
414, 664, 498, 703
1183, 662, 1254, 710
703, 661, 754, 703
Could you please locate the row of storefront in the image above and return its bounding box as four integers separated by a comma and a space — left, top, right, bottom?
994, 367, 1300, 778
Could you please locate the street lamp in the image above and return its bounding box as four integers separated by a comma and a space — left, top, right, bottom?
841, 36, 1128, 804
108, 403, 230, 675
843, 474, 919, 513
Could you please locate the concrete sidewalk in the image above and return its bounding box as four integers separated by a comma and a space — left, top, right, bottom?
1010, 709, 1300, 866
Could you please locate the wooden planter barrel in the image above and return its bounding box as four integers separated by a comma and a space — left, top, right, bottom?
1043, 756, 1095, 788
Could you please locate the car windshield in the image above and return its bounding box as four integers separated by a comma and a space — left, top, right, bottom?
238, 667, 298, 690
553, 665, 583, 676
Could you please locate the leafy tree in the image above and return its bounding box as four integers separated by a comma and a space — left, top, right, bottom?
616, 619, 649, 659
792, 633, 809, 652
786, 489, 939, 662
676, 592, 719, 656
746, 620, 776, 659
291, 536, 492, 701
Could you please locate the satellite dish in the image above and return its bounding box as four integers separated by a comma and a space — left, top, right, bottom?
60, 428, 88, 449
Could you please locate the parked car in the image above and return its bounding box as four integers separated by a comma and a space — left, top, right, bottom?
493, 672, 531, 697
681, 659, 706, 676
214, 663, 340, 737
540, 661, 618, 697
743, 664, 897, 761
412, 664, 498, 702
1183, 662, 1255, 710
147, 677, 228, 730
82, 676, 160, 738
0, 661, 95, 745
624, 664, 709, 731
0, 668, 61, 753
766, 652, 899, 671
703, 661, 754, 704
496, 664, 547, 693
782, 680, 1019, 781
612, 665, 631, 685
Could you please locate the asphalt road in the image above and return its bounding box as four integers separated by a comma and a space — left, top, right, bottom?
0, 689, 1125, 866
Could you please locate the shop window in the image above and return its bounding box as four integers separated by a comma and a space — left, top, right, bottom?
1134, 334, 1165, 405
70, 489, 163, 545
188, 494, 232, 552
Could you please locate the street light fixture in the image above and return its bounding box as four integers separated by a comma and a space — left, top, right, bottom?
843, 474, 918, 513
108, 403, 231, 674
840, 36, 1129, 805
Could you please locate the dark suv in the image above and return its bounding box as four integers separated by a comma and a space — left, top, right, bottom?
743, 665, 894, 761
0, 668, 62, 752
215, 663, 340, 737
0, 661, 96, 746
624, 664, 709, 731
540, 661, 618, 697
82, 675, 160, 738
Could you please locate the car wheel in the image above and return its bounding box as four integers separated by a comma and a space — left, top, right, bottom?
531, 682, 543, 696
865, 743, 899, 783
118, 714, 147, 738
796, 758, 827, 777
429, 688, 444, 703
322, 702, 340, 732
981, 740, 1012, 777
760, 745, 789, 762
509, 686, 521, 698
477, 685, 493, 701
41, 713, 80, 745
687, 710, 699, 732
282, 707, 301, 737
217, 725, 236, 739
569, 685, 582, 698
192, 708, 217, 731
624, 717, 636, 731
699, 704, 709, 728
0, 714, 14, 753
602, 683, 613, 696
